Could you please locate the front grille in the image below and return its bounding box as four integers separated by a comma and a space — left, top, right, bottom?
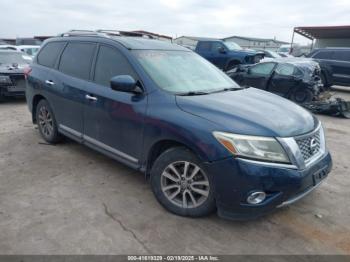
295, 130, 321, 162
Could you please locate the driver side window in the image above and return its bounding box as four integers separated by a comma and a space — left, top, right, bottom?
211, 42, 224, 52
94, 45, 137, 87
250, 63, 275, 75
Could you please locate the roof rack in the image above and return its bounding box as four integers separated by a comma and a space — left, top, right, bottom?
97, 29, 155, 39
58, 30, 110, 38
58, 29, 156, 40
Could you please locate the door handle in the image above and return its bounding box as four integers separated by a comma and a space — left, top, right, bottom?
85, 94, 98, 102
45, 80, 55, 86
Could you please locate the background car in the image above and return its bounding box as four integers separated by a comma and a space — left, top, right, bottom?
0, 45, 40, 58
307, 48, 350, 87
0, 50, 31, 101
256, 49, 282, 62
227, 59, 323, 103
195, 40, 264, 71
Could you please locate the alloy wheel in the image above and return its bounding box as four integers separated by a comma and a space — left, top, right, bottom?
38, 105, 53, 137
160, 161, 210, 208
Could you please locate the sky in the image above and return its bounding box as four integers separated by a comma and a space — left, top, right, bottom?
1, 0, 350, 44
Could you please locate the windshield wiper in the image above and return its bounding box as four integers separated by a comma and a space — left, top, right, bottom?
209, 87, 244, 94
177, 91, 210, 96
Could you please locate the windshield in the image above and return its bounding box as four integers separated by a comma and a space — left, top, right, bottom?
269, 51, 282, 58
22, 48, 39, 56
278, 47, 290, 53
0, 52, 31, 64
133, 50, 239, 94
223, 42, 243, 50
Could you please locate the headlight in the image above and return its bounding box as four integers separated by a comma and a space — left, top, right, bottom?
213, 132, 290, 163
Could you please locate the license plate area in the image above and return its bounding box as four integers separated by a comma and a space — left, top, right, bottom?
313, 167, 328, 186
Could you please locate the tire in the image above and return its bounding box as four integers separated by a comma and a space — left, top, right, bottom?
289, 88, 314, 104
150, 147, 216, 217
35, 99, 61, 144
320, 73, 331, 90
225, 61, 240, 72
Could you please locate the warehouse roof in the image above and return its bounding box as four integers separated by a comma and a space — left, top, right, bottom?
222, 35, 288, 44
294, 25, 350, 40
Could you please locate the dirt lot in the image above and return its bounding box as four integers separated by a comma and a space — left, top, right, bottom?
0, 88, 349, 255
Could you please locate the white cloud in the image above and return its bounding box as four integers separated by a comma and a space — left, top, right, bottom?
0, 0, 349, 44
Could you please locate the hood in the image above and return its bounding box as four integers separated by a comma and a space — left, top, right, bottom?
176, 88, 317, 137
229, 49, 263, 56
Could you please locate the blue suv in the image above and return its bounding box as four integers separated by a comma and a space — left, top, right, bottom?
195, 40, 264, 71
26, 31, 332, 220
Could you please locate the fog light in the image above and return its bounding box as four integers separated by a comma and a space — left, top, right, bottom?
247, 191, 266, 204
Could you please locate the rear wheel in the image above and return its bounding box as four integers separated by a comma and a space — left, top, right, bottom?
36, 99, 61, 144
150, 147, 216, 217
290, 88, 314, 104
320, 72, 331, 90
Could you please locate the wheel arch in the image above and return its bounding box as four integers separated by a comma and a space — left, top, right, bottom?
225, 59, 241, 71
32, 94, 47, 123
145, 139, 204, 179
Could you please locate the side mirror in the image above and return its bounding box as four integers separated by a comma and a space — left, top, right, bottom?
110, 75, 143, 94
218, 46, 226, 54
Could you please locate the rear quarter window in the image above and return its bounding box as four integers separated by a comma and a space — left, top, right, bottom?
37, 42, 66, 68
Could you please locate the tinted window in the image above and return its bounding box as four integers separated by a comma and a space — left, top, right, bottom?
59, 42, 96, 80
37, 42, 65, 68
211, 42, 224, 52
197, 42, 211, 51
94, 45, 137, 87
333, 50, 350, 62
313, 51, 334, 60
250, 63, 275, 75
275, 64, 296, 76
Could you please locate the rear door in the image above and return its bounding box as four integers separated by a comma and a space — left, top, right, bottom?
269, 64, 301, 97
242, 62, 276, 89
47, 41, 97, 140
330, 51, 350, 85
82, 44, 147, 168
312, 50, 350, 86
196, 42, 214, 62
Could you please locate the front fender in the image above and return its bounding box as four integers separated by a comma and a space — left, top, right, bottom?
140, 92, 231, 166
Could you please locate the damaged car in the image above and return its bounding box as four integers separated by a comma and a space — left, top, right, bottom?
227, 59, 323, 103
0, 50, 31, 101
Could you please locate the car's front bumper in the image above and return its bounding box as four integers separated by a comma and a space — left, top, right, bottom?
204, 151, 332, 220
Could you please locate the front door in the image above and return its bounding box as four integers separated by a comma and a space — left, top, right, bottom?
242, 62, 276, 89
83, 44, 147, 168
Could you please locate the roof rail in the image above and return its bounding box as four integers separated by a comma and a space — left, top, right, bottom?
58, 30, 110, 38
96, 29, 122, 36
97, 29, 155, 39
58, 29, 156, 39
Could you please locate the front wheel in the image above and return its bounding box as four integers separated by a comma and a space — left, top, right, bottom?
150, 147, 216, 217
